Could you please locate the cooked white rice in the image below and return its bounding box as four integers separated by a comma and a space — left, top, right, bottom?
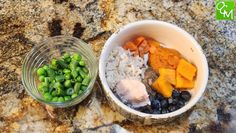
105, 46, 148, 89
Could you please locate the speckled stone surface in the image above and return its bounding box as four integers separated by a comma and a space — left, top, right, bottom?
0, 0, 235, 132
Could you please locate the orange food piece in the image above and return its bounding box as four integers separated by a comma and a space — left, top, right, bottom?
159, 68, 176, 85
152, 76, 173, 98
138, 40, 150, 57
148, 46, 182, 72
147, 39, 160, 48
134, 36, 145, 46
176, 72, 194, 89
140, 40, 150, 53
176, 59, 197, 81
149, 45, 157, 54
122, 41, 137, 51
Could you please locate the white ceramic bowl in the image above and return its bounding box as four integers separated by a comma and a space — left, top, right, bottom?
99, 20, 208, 124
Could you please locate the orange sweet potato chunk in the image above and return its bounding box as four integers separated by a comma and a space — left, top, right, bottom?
122, 41, 137, 51
149, 53, 160, 72
149, 45, 157, 54
176, 72, 194, 89
148, 46, 181, 72
177, 59, 197, 81
159, 68, 176, 85
152, 76, 173, 98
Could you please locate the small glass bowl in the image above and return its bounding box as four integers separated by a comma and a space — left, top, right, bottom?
22, 36, 98, 108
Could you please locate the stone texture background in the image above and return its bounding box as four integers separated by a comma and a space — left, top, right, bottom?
0, 0, 235, 132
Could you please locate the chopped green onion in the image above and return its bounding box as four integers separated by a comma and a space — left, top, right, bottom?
71, 93, 78, 99
64, 80, 72, 88
79, 60, 85, 67
37, 68, 46, 76
58, 97, 64, 102
82, 76, 90, 86
55, 75, 65, 82
74, 82, 81, 93
66, 88, 74, 95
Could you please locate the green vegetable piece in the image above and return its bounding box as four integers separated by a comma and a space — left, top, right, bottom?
82, 67, 89, 74
63, 69, 71, 74
79, 70, 87, 79
72, 53, 82, 61
65, 58, 71, 63
37, 68, 46, 76
74, 82, 81, 93
54, 82, 63, 89
44, 77, 50, 85
39, 76, 45, 82
49, 87, 54, 93
79, 60, 86, 67
78, 90, 83, 94
82, 76, 90, 86
49, 80, 56, 89
46, 77, 54, 82
65, 74, 71, 80
58, 97, 64, 102
71, 93, 78, 99
63, 53, 70, 59
76, 76, 82, 82
70, 79, 76, 84
51, 90, 57, 96
49, 64, 57, 70
52, 97, 58, 102
56, 88, 65, 96
66, 88, 74, 95
44, 92, 52, 101
64, 80, 72, 88
75, 67, 82, 72
55, 75, 65, 82
42, 87, 49, 93
38, 82, 48, 89
57, 69, 63, 75
69, 60, 79, 70
51, 59, 58, 67
71, 70, 78, 78
46, 68, 55, 77
57, 59, 68, 68
43, 65, 49, 70
64, 96, 71, 101
81, 86, 87, 91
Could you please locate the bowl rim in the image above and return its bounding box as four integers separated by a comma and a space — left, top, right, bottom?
22, 35, 98, 108
99, 20, 209, 119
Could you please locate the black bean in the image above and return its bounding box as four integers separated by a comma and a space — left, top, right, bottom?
177, 100, 185, 108
149, 95, 155, 103
172, 90, 180, 98
151, 100, 161, 109
156, 93, 164, 100
168, 105, 177, 112
161, 99, 168, 108
168, 98, 173, 104
161, 108, 169, 114
172, 98, 179, 105
180, 91, 191, 101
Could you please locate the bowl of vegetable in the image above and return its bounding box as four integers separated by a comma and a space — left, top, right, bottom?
99, 20, 208, 124
22, 36, 98, 108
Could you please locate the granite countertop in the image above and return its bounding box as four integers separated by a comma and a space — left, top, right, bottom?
0, 0, 236, 132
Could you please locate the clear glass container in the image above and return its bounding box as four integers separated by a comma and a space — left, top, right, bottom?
22, 36, 98, 108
